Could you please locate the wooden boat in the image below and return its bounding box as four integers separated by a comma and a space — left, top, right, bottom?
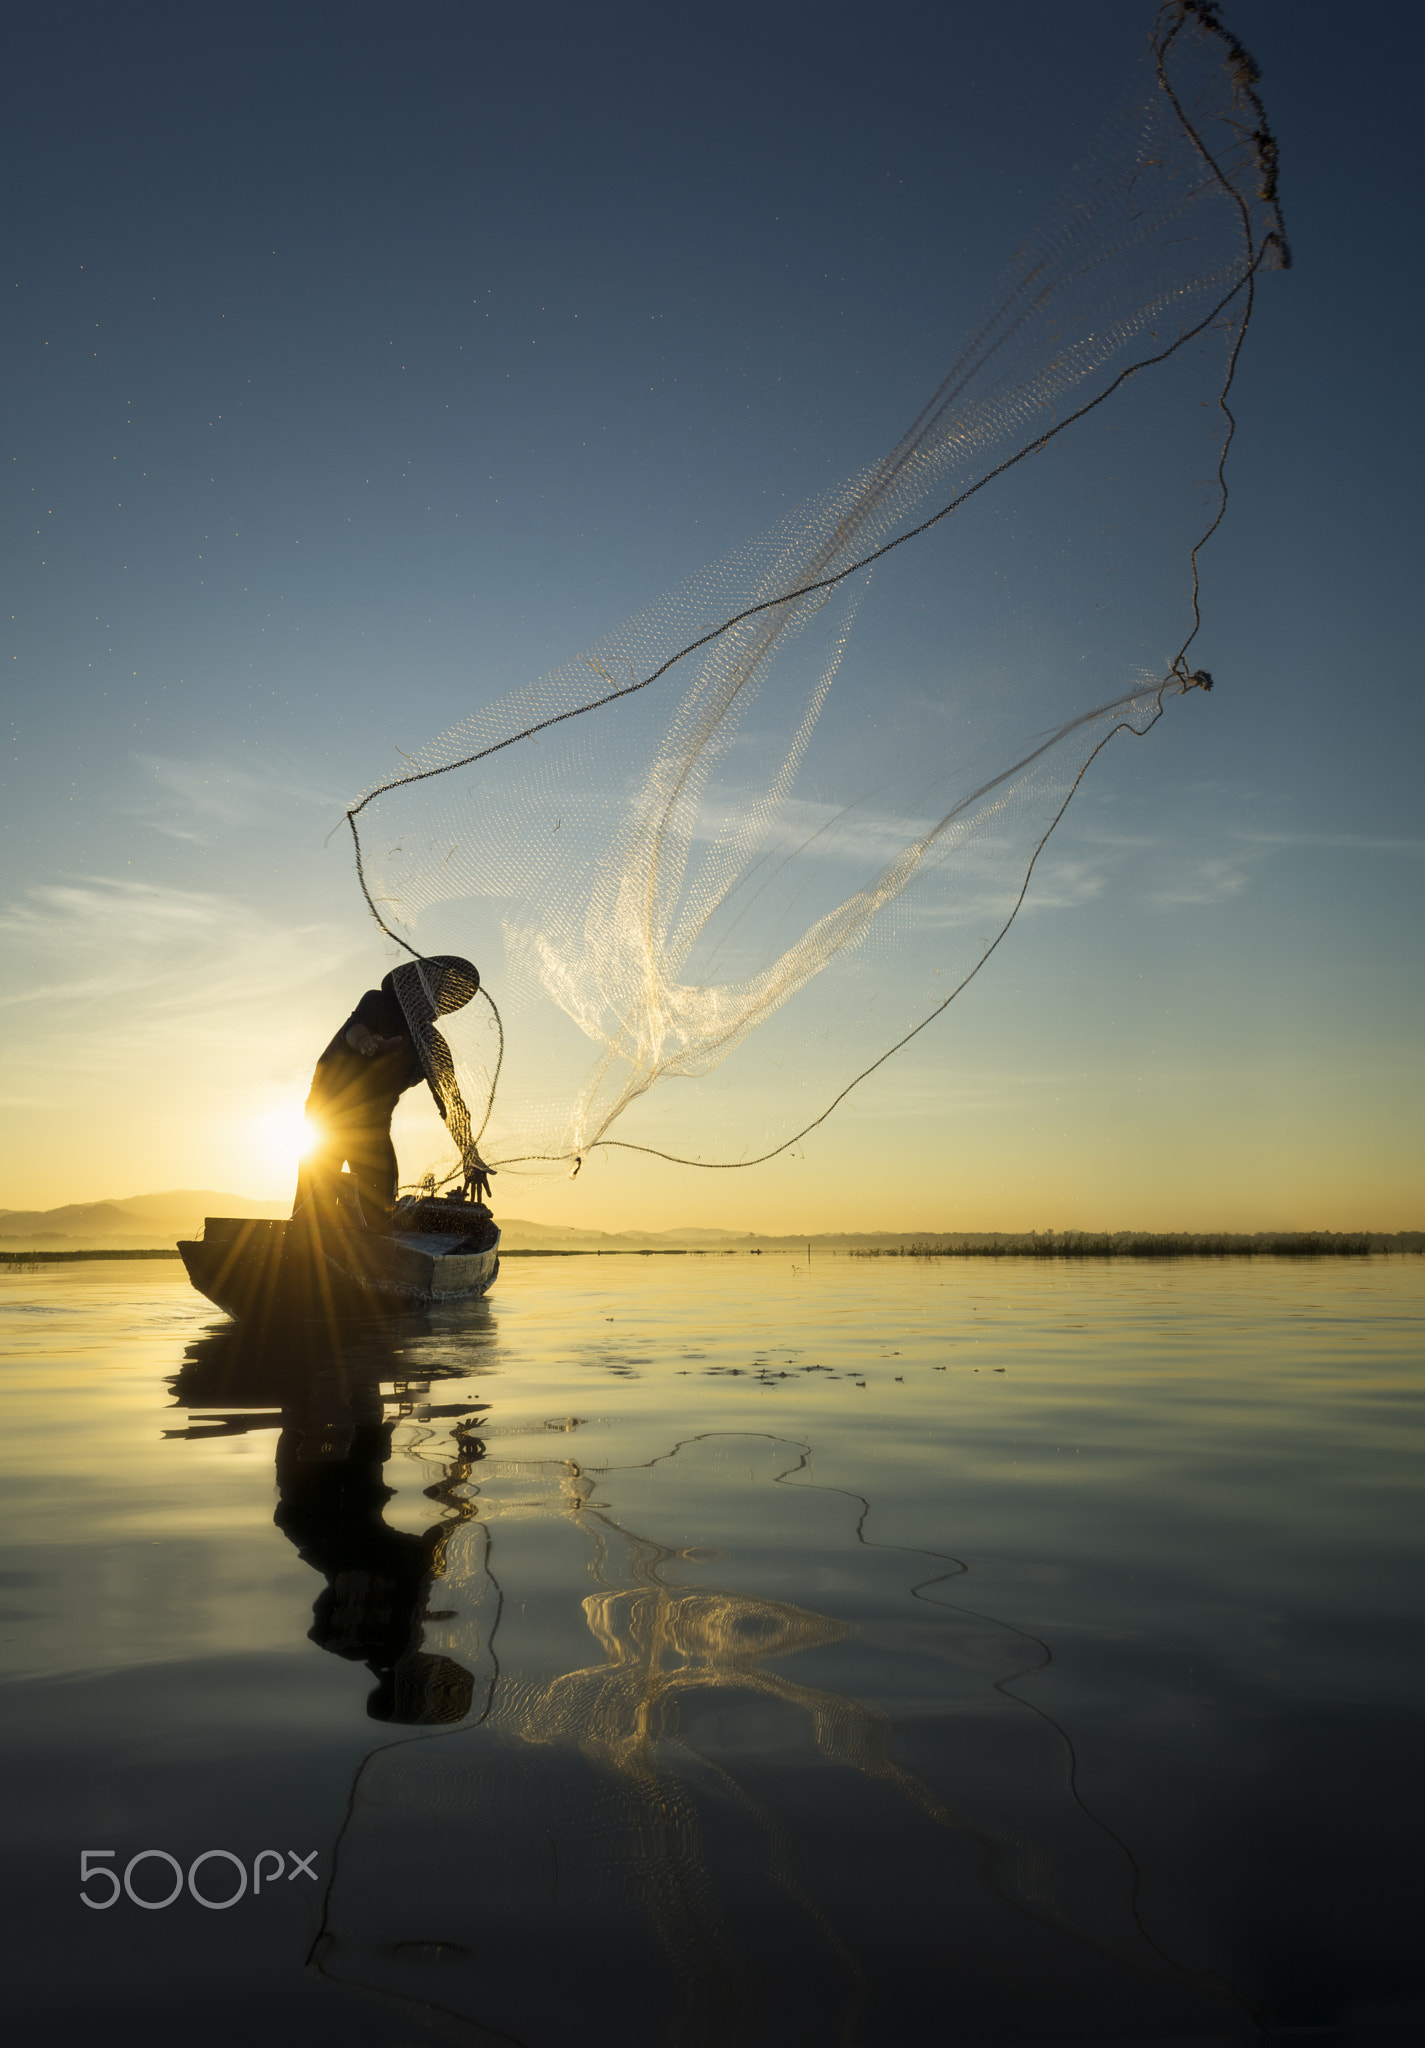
178, 1191, 500, 1324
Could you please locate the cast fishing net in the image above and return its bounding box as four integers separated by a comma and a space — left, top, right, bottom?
343, 1, 1287, 1189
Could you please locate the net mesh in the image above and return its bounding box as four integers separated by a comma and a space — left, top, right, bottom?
344, 1, 1286, 1188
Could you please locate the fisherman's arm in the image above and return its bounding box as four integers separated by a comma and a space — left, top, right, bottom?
344, 990, 406, 1058
425, 1032, 495, 1200
344, 1020, 404, 1057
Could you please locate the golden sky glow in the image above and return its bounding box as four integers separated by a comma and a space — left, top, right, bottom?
2, 6, 1419, 1238
3, 830, 1418, 1233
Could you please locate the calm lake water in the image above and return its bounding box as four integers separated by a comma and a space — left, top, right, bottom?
1, 1253, 1421, 2046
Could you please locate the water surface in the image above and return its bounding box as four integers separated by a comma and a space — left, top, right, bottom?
2, 1253, 1421, 2045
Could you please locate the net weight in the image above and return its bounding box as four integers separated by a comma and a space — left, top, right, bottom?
80, 1848, 319, 1910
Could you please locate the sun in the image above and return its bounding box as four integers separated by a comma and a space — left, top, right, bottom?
251, 1102, 318, 1186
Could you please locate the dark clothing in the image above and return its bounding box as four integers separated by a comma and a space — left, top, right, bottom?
297, 991, 434, 1222
316, 988, 424, 1092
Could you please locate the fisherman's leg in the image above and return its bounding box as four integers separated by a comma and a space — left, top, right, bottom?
293, 1081, 347, 1215
346, 1121, 399, 1226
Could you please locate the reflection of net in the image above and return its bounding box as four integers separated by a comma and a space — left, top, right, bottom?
521, 1585, 949, 1818
314, 1434, 1246, 2042
347, 2, 1287, 1183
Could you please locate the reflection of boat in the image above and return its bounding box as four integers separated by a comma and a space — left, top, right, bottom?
177, 1191, 500, 1323
166, 1311, 487, 1418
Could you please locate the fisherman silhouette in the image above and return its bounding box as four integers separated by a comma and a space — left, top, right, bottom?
294, 955, 490, 1227
274, 1411, 480, 1724
169, 1324, 486, 1726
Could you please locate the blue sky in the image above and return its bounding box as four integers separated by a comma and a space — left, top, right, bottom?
3, 0, 1420, 1227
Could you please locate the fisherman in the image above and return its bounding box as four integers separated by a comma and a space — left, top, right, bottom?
294, 954, 491, 1226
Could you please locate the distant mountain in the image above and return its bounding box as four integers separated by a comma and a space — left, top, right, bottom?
494, 1218, 748, 1251
0, 1190, 288, 1250
0, 1191, 773, 1253
0, 1193, 899, 1253
3, 1195, 1415, 1256
102, 1189, 288, 1224
494, 1221, 963, 1251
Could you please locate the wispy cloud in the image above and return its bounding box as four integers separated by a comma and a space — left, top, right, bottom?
1000, 807, 1425, 915
1229, 829, 1425, 859
1146, 856, 1252, 907
0, 875, 366, 1084
122, 753, 349, 842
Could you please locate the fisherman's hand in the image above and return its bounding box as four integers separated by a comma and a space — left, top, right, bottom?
345, 1023, 401, 1058
466, 1157, 495, 1203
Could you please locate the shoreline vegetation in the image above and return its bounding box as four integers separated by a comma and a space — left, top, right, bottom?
2, 1231, 1422, 1268
845, 1232, 1423, 1258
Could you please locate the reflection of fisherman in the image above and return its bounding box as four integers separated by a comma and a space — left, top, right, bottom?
274, 1414, 477, 1725
294, 955, 491, 1226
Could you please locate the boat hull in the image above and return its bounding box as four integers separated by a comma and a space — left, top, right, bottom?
178, 1212, 500, 1323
